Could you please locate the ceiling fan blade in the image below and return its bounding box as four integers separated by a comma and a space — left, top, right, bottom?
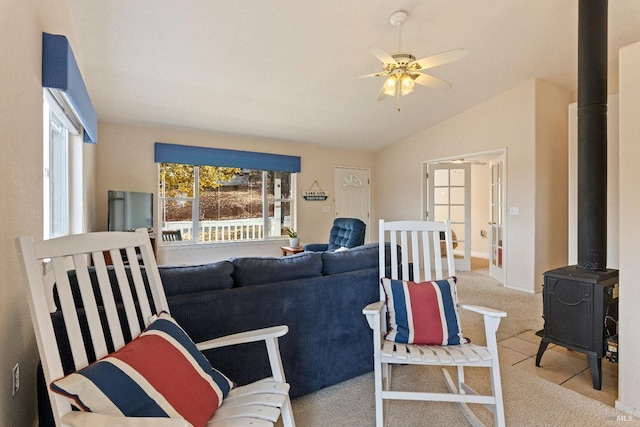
413, 73, 452, 90
410, 49, 468, 70
356, 72, 388, 79
376, 86, 389, 101
370, 46, 397, 66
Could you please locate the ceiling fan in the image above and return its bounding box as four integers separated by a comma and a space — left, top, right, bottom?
360, 10, 467, 111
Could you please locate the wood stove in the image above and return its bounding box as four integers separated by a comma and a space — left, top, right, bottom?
536, 0, 619, 391
536, 267, 618, 389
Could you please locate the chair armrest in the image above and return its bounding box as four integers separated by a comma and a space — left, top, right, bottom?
362, 301, 385, 316
303, 243, 329, 252
362, 301, 385, 330
196, 325, 289, 351
62, 412, 190, 427
460, 304, 507, 318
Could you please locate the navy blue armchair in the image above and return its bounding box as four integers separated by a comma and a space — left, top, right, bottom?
304, 217, 366, 252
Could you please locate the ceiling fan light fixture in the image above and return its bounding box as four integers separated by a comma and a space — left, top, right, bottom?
383, 74, 397, 96
400, 73, 414, 96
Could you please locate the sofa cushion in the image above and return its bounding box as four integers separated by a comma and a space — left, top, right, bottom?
160, 261, 234, 297
320, 243, 379, 275
231, 252, 322, 286
382, 276, 466, 345
50, 312, 232, 427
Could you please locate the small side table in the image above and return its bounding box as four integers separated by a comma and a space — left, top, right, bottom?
280, 246, 304, 256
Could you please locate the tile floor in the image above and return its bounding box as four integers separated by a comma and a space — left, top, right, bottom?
498, 330, 618, 407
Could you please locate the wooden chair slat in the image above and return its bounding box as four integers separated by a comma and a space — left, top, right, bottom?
91, 251, 126, 350
109, 248, 142, 338
71, 253, 109, 360
51, 256, 88, 370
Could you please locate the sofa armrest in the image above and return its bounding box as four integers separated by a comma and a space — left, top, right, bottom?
303, 243, 329, 252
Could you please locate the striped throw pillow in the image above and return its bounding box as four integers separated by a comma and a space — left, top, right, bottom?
50, 312, 232, 427
382, 276, 467, 345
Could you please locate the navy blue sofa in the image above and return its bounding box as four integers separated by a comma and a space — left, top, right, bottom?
38, 243, 387, 426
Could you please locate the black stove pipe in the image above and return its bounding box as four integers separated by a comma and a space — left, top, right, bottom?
577, 0, 608, 271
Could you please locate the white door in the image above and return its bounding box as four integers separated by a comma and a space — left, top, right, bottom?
489, 155, 505, 283
428, 163, 471, 271
334, 167, 370, 238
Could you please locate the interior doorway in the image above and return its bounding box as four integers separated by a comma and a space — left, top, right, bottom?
334, 166, 371, 241
424, 149, 506, 284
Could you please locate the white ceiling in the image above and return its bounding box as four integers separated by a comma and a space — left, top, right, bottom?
67, 0, 640, 151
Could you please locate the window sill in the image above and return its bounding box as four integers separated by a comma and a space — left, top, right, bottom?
156, 238, 294, 265
158, 238, 290, 251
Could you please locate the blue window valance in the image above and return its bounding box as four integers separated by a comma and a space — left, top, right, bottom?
154, 142, 301, 173
42, 32, 97, 143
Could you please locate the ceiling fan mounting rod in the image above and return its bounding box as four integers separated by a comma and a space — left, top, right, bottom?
390, 10, 409, 53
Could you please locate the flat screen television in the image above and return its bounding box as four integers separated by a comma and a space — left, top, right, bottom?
107, 190, 153, 231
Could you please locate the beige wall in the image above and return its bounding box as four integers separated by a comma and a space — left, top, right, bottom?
617, 40, 640, 417
533, 80, 571, 287
0, 0, 99, 425
95, 122, 375, 264
374, 80, 570, 292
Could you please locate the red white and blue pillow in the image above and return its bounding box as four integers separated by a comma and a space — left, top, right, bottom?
50, 312, 232, 427
382, 276, 467, 345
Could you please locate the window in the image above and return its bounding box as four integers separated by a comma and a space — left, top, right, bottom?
42, 32, 96, 240
159, 163, 295, 243
43, 92, 83, 239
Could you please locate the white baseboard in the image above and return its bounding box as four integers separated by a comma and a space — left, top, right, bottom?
615, 400, 639, 419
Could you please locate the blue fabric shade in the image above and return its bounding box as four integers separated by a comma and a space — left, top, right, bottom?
154, 142, 301, 173
42, 33, 98, 143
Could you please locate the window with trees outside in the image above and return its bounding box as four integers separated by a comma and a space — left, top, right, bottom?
159, 164, 294, 243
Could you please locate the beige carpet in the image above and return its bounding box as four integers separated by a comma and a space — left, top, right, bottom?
278, 270, 639, 427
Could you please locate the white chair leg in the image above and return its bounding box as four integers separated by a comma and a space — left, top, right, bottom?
490, 361, 505, 427
280, 396, 296, 427
384, 362, 392, 391
374, 361, 384, 427
457, 365, 466, 394
484, 316, 505, 427
264, 336, 296, 427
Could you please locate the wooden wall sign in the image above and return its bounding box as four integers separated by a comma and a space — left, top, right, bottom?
302, 181, 329, 201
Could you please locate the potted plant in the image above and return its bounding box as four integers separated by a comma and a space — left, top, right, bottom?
286, 228, 300, 248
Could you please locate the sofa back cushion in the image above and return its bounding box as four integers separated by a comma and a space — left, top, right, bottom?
321, 243, 378, 275
160, 261, 234, 297
232, 252, 323, 286
321, 242, 397, 275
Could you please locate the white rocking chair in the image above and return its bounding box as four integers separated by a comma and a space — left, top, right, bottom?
16, 229, 295, 427
362, 220, 506, 427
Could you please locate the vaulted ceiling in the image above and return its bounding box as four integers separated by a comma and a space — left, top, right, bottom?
68, 0, 640, 150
